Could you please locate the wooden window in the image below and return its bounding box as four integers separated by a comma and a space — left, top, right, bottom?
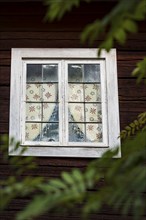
9, 48, 121, 157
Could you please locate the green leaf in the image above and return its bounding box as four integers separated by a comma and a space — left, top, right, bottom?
133, 0, 146, 20
125, 126, 131, 131
81, 20, 102, 45
49, 179, 67, 189
114, 28, 126, 44
132, 57, 146, 83
45, 0, 83, 21
72, 169, 86, 192
61, 172, 74, 185
98, 37, 113, 56
123, 19, 138, 33
16, 195, 52, 220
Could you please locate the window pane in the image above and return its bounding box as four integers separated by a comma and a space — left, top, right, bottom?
68, 84, 84, 102
41, 123, 59, 142
26, 103, 42, 121
43, 103, 59, 122
43, 64, 58, 82
42, 83, 58, 102
69, 123, 85, 142
68, 63, 102, 143
68, 64, 83, 82
25, 63, 59, 143
25, 123, 41, 141
84, 84, 101, 102
26, 84, 42, 102
27, 64, 42, 82
85, 103, 102, 122
69, 103, 84, 122
86, 123, 102, 142
84, 64, 100, 82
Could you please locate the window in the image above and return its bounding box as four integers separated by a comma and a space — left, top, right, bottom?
9, 48, 121, 157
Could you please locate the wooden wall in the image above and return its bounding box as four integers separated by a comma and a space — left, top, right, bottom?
0, 1, 146, 219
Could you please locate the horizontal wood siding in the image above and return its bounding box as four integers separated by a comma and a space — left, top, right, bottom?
0, 1, 146, 220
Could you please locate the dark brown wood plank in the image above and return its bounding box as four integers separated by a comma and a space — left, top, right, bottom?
0, 1, 115, 16
0, 38, 146, 50
1, 32, 146, 41
0, 66, 10, 84
0, 210, 142, 220
118, 79, 146, 101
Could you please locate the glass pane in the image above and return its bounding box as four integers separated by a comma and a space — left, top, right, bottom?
27, 64, 42, 82
84, 64, 100, 82
42, 83, 58, 102
69, 123, 85, 142
68, 84, 83, 102
86, 123, 102, 142
68, 64, 83, 82
84, 84, 101, 102
26, 84, 42, 102
25, 123, 41, 141
41, 123, 59, 142
26, 103, 42, 121
69, 103, 84, 122
43, 64, 58, 82
43, 103, 59, 122
85, 103, 102, 122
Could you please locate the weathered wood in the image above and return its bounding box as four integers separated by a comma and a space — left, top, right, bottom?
0, 1, 115, 16
0, 210, 141, 220
118, 79, 146, 101
1, 32, 146, 42
5, 197, 144, 216
0, 39, 146, 50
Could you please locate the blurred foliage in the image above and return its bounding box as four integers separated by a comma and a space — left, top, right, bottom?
44, 0, 89, 21
45, 0, 146, 55
45, 0, 146, 81
0, 135, 44, 211
1, 131, 146, 220
132, 57, 146, 84
0, 0, 146, 220
16, 131, 146, 220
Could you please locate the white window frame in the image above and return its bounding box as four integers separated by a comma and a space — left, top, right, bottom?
9, 48, 121, 158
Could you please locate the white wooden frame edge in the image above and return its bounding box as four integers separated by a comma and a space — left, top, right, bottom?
9, 48, 121, 158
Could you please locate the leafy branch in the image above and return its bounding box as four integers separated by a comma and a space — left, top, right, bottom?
45, 0, 90, 21
81, 0, 146, 55
120, 112, 146, 140
45, 0, 146, 56
16, 131, 146, 220
0, 135, 44, 211
132, 57, 146, 84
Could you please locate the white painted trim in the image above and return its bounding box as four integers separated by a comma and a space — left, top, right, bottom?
9, 145, 120, 158
105, 50, 121, 157
9, 48, 121, 158
9, 49, 22, 153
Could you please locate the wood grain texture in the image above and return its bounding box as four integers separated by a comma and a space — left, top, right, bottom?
0, 1, 146, 219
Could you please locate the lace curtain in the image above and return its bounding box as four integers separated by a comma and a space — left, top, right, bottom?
25, 64, 103, 143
